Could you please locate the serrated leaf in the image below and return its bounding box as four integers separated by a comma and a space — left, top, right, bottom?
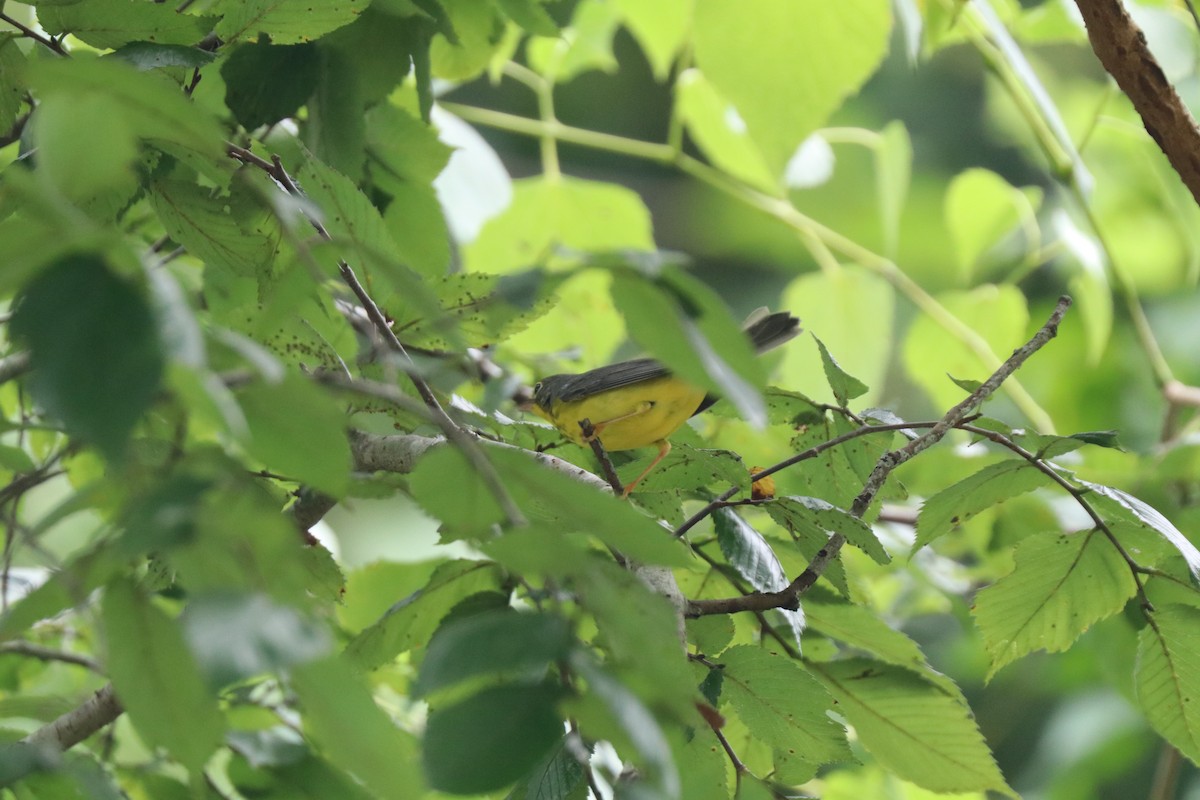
291, 656, 423, 797
390, 272, 557, 350
1136, 604, 1200, 763
916, 460, 1051, 550
805, 596, 955, 691
216, 0, 364, 45
973, 530, 1135, 678
814, 337, 868, 406
416, 610, 571, 697
948, 374, 982, 393
11, 256, 164, 462
346, 560, 505, 670
1084, 481, 1200, 580
150, 178, 282, 278
718, 645, 849, 766
38, 0, 214, 49
103, 578, 223, 772
814, 659, 1013, 797
767, 496, 888, 564
504, 736, 588, 800
424, 683, 565, 794
714, 508, 804, 645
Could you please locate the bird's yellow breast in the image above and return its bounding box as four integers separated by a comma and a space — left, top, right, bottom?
534, 376, 707, 451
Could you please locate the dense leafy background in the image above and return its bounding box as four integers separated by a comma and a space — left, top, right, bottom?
1, 0, 1200, 798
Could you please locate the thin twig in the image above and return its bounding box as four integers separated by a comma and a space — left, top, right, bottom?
0, 642, 103, 674
225, 144, 527, 528
686, 297, 1072, 618
579, 420, 624, 495
0, 11, 67, 55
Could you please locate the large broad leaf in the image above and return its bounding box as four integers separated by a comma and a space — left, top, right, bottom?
11, 256, 164, 463
102, 579, 223, 773
767, 495, 888, 564
408, 446, 693, 567
38, 0, 214, 49
424, 682, 565, 794
290, 656, 423, 797
973, 530, 1136, 678
466, 177, 654, 273
415, 610, 572, 697
221, 41, 321, 130
504, 736, 589, 800
718, 645, 850, 771
612, 0, 690, 79
216, 0, 363, 45
944, 168, 1041, 282
916, 459, 1051, 550
691, 0, 892, 178
813, 659, 1014, 797
674, 69, 777, 194
236, 372, 352, 495
1136, 604, 1200, 763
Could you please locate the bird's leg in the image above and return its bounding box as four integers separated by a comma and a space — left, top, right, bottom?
620, 439, 671, 498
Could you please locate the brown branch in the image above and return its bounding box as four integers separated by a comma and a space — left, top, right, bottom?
686, 296, 1073, 618
579, 420, 624, 495
0, 641, 103, 674
0, 11, 67, 55
0, 684, 122, 787
1073, 0, 1200, 207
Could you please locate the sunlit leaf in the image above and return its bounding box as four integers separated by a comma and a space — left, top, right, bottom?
916, 460, 1051, 550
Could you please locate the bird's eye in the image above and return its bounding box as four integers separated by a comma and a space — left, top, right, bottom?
534, 382, 543, 393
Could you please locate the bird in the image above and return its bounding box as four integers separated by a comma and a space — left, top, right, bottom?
527, 309, 801, 496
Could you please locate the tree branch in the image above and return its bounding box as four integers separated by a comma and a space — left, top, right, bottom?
686, 296, 1073, 618
1073, 0, 1200, 207
0, 684, 122, 787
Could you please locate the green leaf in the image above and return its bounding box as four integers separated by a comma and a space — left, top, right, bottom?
495, 0, 559, 36
612, 0, 689, 80
309, 48, 366, 181
38, 0, 214, 49
610, 267, 767, 426
674, 69, 778, 194
973, 530, 1135, 678
221, 41, 320, 129
430, 1, 505, 81
346, 560, 506, 670
29, 56, 225, 166
0, 36, 26, 135
718, 645, 849, 766
424, 682, 565, 794
150, 178, 282, 278
944, 168, 1040, 280
915, 460, 1051, 550
714, 508, 804, 644
525, 1, 619, 83
814, 659, 1013, 797
814, 337, 868, 407
181, 592, 332, 689
408, 446, 693, 567
692, 0, 891, 176
1083, 481, 1200, 579
33, 90, 138, 202
569, 652, 679, 797
805, 595, 956, 691
1136, 604, 1200, 763
290, 656, 423, 797
416, 610, 572, 697
767, 495, 888, 564
216, 0, 364, 45
389, 272, 556, 350
0, 547, 121, 643
504, 736, 588, 800
11, 256, 164, 462
102, 578, 224, 772
466, 177, 654, 273
237, 372, 352, 495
